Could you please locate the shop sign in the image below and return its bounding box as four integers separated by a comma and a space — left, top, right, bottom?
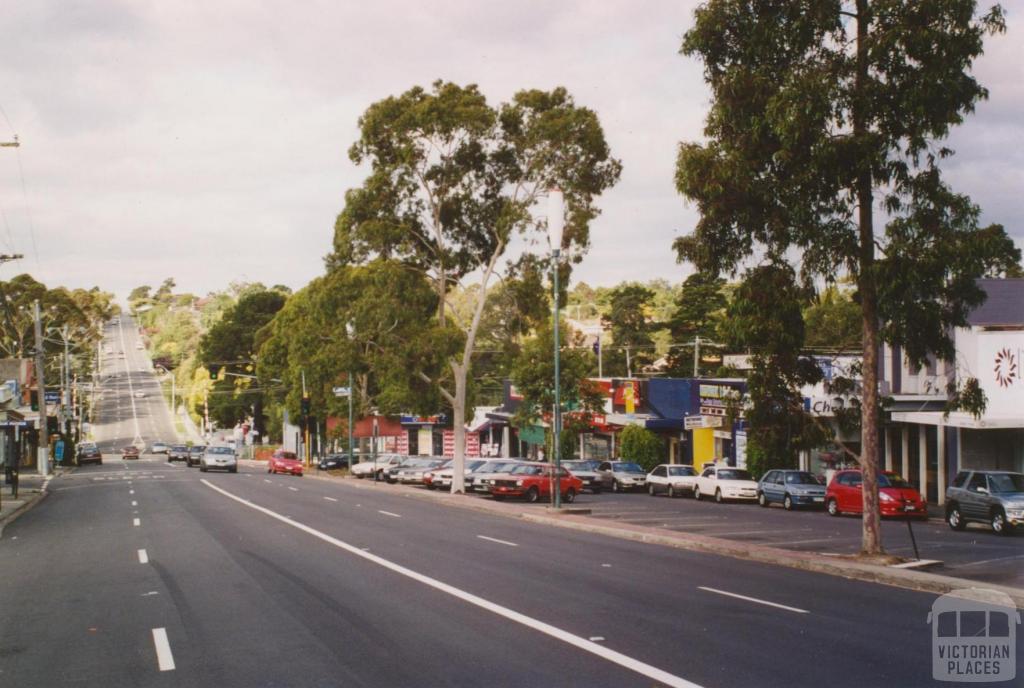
735, 430, 747, 468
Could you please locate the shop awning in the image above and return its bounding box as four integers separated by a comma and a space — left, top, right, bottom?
891, 411, 1024, 429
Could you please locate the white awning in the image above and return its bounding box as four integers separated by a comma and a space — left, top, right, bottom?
890, 411, 1024, 429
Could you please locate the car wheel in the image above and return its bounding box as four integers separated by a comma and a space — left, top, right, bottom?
715, 489, 723, 503
827, 498, 840, 517
668, 485, 676, 498
783, 494, 794, 511
612, 480, 621, 493
946, 504, 966, 531
648, 483, 656, 496
693, 486, 701, 501
758, 492, 768, 507
564, 488, 577, 504
991, 508, 1008, 535
525, 487, 540, 503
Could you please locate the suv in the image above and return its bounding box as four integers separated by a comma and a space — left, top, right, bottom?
945, 470, 1024, 535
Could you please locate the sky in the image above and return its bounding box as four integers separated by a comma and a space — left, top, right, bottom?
0, 0, 1020, 302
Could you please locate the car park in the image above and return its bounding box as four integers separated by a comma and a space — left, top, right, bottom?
945, 470, 1024, 535
201, 445, 238, 473
562, 460, 613, 493
150, 440, 169, 454
167, 444, 190, 462
596, 461, 648, 492
268, 450, 303, 476
694, 465, 758, 502
77, 442, 103, 465
487, 462, 583, 503
646, 464, 698, 497
187, 445, 206, 467
121, 445, 140, 460
350, 454, 404, 480
467, 459, 523, 493
826, 469, 927, 518
758, 469, 826, 510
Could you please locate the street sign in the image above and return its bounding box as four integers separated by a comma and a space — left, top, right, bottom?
683, 416, 704, 430
44, 390, 61, 404
332, 386, 351, 397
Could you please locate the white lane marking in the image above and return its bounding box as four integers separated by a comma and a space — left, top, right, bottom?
590, 636, 605, 642
323, 496, 338, 502
477, 535, 518, 547
697, 587, 809, 614
151, 628, 176, 671
131, 500, 137, 506
133, 518, 141, 527
201, 479, 702, 688
129, 490, 135, 495
601, 564, 612, 568
138, 549, 149, 564
378, 510, 401, 518
288, 486, 299, 492
264, 479, 272, 484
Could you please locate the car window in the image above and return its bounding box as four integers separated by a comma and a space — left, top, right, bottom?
718, 469, 751, 481
653, 466, 666, 477
950, 471, 969, 489
786, 472, 818, 485
701, 468, 713, 478
667, 466, 694, 477
967, 473, 988, 492
598, 463, 610, 471
989, 474, 1024, 493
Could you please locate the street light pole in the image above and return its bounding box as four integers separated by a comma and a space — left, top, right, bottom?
548, 189, 565, 509
346, 322, 355, 471
32, 301, 49, 477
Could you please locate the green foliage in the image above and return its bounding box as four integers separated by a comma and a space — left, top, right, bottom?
803, 285, 862, 351
664, 272, 726, 376
945, 376, 987, 419
618, 425, 663, 473
601, 284, 656, 376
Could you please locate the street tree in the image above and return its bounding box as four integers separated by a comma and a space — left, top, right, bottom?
331, 81, 621, 492
676, 0, 1018, 554
601, 284, 656, 377
664, 272, 727, 377
804, 284, 862, 351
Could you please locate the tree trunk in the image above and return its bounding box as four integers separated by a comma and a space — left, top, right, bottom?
855, 0, 883, 556
450, 361, 467, 493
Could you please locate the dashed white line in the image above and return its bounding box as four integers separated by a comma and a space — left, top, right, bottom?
131, 500, 137, 507
138, 549, 148, 564
133, 518, 141, 527
288, 486, 299, 492
264, 479, 272, 484
151, 628, 176, 671
201, 479, 703, 688
477, 535, 518, 547
323, 496, 338, 502
697, 586, 809, 614
378, 510, 402, 518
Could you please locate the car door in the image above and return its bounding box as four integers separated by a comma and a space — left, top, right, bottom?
763, 471, 780, 502
651, 466, 666, 493
963, 472, 988, 519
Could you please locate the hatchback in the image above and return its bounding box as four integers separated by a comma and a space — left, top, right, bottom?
826, 470, 927, 518
758, 470, 826, 510
268, 450, 303, 476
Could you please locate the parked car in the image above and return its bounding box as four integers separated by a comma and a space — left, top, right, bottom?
596, 461, 648, 492
467, 459, 523, 493
167, 444, 190, 462
77, 441, 102, 465
562, 460, 613, 493
386, 457, 442, 484
186, 445, 206, 467
426, 459, 486, 490
487, 462, 584, 503
826, 470, 927, 518
758, 469, 827, 510
318, 453, 355, 471
694, 465, 758, 502
150, 440, 169, 454
121, 445, 140, 460
395, 458, 448, 485
350, 454, 404, 480
201, 445, 238, 473
646, 464, 698, 497
945, 470, 1024, 535
268, 450, 303, 476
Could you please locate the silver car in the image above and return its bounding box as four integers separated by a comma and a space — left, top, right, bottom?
200, 445, 238, 473
562, 460, 613, 493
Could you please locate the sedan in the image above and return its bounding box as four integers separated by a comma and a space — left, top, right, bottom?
758, 469, 826, 510
318, 453, 355, 471
694, 465, 759, 502
150, 441, 169, 454
647, 464, 698, 497
167, 444, 190, 462
201, 445, 238, 473
187, 446, 206, 467
77, 442, 103, 465
121, 446, 140, 460
268, 450, 303, 476
562, 460, 613, 493
596, 461, 648, 492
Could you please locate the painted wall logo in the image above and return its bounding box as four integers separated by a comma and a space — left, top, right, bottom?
929, 588, 1020, 682
993, 348, 1017, 388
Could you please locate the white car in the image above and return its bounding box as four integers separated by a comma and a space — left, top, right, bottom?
694, 465, 759, 503
200, 445, 238, 473
350, 454, 404, 480
427, 459, 487, 490
646, 464, 699, 497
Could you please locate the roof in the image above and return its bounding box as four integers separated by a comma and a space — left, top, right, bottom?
968, 279, 1024, 327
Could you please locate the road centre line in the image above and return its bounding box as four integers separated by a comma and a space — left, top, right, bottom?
289, 487, 299, 492
133, 518, 141, 527
131, 500, 137, 506
323, 497, 338, 502
264, 480, 272, 484
138, 549, 148, 564
697, 586, 809, 614
477, 535, 518, 547
378, 510, 402, 518
201, 479, 703, 688
151, 628, 176, 671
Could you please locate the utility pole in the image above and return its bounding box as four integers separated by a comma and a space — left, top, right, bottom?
693, 336, 700, 378
32, 301, 48, 476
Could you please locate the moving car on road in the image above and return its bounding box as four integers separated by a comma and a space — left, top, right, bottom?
694, 465, 758, 502
646, 464, 698, 497
187, 445, 206, 467
150, 441, 169, 454
167, 444, 189, 462
945, 470, 1024, 535
268, 450, 303, 476
596, 461, 648, 492
77, 442, 103, 465
200, 445, 238, 473
826, 470, 927, 518
562, 460, 613, 493
758, 469, 826, 510
487, 462, 583, 503
121, 445, 140, 460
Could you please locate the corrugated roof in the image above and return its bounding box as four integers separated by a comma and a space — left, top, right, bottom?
968, 279, 1024, 326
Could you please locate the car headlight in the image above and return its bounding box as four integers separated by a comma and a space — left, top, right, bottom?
515, 479, 524, 486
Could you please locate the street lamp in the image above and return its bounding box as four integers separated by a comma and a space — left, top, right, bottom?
548, 188, 565, 509
345, 321, 355, 476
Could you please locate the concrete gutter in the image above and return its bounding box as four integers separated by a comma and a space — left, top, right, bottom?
331, 473, 1024, 608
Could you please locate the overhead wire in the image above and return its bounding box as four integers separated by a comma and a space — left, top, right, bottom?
0, 101, 31, 264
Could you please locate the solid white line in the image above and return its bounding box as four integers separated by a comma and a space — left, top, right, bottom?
200, 479, 702, 688
151, 628, 175, 671
378, 510, 402, 518
133, 518, 141, 527
138, 549, 148, 564
323, 496, 338, 502
477, 535, 518, 547
697, 586, 809, 614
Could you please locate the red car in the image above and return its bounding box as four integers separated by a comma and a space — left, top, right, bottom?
489, 462, 583, 503
826, 469, 927, 518
121, 445, 140, 460
268, 450, 304, 476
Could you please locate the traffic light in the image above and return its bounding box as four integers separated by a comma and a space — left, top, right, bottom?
300, 396, 311, 415
209, 364, 221, 380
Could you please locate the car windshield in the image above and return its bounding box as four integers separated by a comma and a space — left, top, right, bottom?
879, 474, 912, 488
785, 472, 819, 485
565, 461, 600, 471
80, 443, 96, 449
191, 446, 205, 452
988, 473, 1024, 493
275, 452, 297, 460
465, 460, 485, 470
511, 464, 544, 476
718, 469, 752, 481
613, 463, 644, 474
172, 445, 187, 451
209, 447, 233, 455
667, 466, 696, 476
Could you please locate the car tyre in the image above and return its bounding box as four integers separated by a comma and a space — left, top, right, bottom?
783, 494, 794, 511
668, 485, 676, 498
693, 486, 701, 501
648, 483, 656, 496
612, 480, 621, 494
827, 498, 840, 517
715, 489, 723, 504
758, 492, 768, 508
991, 508, 1008, 535
564, 488, 577, 504
946, 504, 966, 531
525, 487, 540, 503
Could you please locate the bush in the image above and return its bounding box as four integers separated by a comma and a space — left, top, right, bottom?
619, 425, 663, 473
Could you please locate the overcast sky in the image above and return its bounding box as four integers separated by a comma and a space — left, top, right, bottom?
0, 0, 1020, 302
